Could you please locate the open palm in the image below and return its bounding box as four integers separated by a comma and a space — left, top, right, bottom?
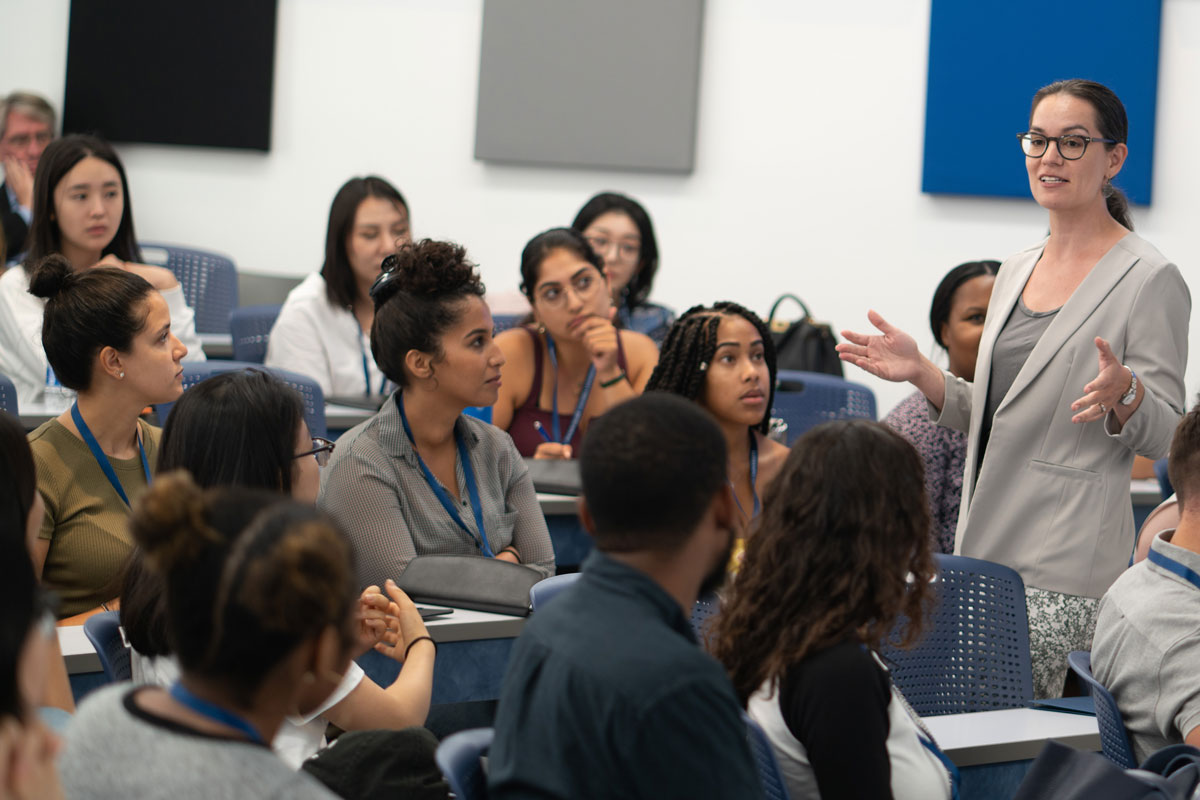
836, 310, 923, 383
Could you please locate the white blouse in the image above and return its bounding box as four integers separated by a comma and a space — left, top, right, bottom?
264, 273, 388, 398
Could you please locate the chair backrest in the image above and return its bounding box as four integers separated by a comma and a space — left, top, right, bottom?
0, 372, 17, 415
229, 304, 282, 363
880, 553, 1033, 716
743, 711, 791, 800
492, 313, 525, 335
691, 591, 722, 650
1068, 650, 1137, 768
772, 370, 876, 444
82, 610, 131, 683
154, 361, 327, 438
529, 573, 581, 610
436, 727, 494, 800
140, 242, 239, 333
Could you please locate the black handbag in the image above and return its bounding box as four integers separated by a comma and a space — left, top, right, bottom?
1014, 741, 1200, 800
396, 554, 544, 616
765, 294, 843, 377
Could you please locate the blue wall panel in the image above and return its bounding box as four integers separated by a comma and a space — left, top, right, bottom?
922, 1, 1162, 205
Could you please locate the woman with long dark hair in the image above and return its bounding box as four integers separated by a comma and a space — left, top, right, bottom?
714, 420, 950, 800
0, 134, 203, 405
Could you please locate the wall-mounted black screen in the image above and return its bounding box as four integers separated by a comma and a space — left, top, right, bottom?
63, 0, 278, 151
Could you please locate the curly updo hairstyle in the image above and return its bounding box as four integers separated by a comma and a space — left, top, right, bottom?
129, 472, 358, 705
369, 239, 486, 387
646, 302, 778, 435
713, 420, 935, 704
28, 254, 154, 391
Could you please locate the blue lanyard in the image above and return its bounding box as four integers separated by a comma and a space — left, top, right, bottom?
545, 334, 595, 445
1147, 545, 1200, 590
358, 328, 388, 397
728, 431, 760, 520
397, 394, 493, 557
169, 682, 266, 745
917, 732, 961, 800
70, 403, 151, 508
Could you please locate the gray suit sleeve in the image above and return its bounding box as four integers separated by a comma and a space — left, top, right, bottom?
1105, 262, 1190, 458
933, 370, 973, 434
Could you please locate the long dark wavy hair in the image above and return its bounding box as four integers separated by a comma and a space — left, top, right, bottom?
645, 302, 777, 435
713, 419, 936, 704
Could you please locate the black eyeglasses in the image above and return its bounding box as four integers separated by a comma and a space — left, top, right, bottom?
1017, 132, 1117, 160
294, 436, 335, 467
369, 254, 400, 300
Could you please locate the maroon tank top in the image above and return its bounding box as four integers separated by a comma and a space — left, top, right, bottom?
508, 326, 628, 457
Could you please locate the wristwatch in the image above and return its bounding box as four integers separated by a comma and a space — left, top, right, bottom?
1120, 366, 1138, 406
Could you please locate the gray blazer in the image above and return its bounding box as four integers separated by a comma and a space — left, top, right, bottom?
938, 232, 1189, 598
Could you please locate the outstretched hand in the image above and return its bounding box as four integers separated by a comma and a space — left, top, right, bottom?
836, 310, 924, 383
1070, 337, 1133, 424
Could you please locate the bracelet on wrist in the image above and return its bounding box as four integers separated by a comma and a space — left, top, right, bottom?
404, 635, 436, 661
600, 371, 628, 389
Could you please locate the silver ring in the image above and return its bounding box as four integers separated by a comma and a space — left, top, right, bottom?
1099, 403, 1106, 414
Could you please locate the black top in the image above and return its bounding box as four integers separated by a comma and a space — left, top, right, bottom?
0, 181, 29, 259
779, 640, 893, 800
488, 550, 762, 800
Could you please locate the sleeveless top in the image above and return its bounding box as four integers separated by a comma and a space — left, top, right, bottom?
508, 326, 628, 457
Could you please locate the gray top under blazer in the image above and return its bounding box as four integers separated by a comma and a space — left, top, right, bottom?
936, 232, 1190, 599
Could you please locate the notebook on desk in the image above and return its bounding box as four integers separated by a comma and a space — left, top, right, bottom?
326, 394, 389, 411
416, 606, 453, 621
1029, 696, 1096, 715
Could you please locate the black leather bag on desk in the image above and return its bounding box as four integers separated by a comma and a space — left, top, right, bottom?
765, 293, 843, 377
523, 458, 582, 496
396, 555, 543, 617
1014, 740, 1200, 800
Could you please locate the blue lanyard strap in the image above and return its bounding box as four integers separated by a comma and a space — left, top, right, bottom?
1147, 546, 1200, 590
70, 403, 151, 508
169, 682, 266, 745
545, 334, 595, 445
397, 395, 493, 557
917, 732, 961, 800
729, 430, 761, 520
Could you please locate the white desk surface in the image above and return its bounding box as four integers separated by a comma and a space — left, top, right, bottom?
59, 606, 526, 674
923, 707, 1100, 766
537, 492, 579, 516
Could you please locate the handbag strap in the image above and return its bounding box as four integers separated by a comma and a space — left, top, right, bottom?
766, 293, 813, 326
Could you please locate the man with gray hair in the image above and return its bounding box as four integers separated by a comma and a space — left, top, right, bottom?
0, 91, 55, 259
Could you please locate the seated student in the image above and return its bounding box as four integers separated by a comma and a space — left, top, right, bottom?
883, 260, 998, 554
492, 227, 658, 459
25, 255, 187, 619
646, 302, 789, 549
1093, 402, 1200, 762
713, 420, 954, 800
59, 474, 355, 798
571, 192, 675, 345
319, 239, 555, 588
123, 368, 435, 768
488, 393, 761, 799
1, 411, 73, 722
266, 176, 410, 397
0, 134, 203, 406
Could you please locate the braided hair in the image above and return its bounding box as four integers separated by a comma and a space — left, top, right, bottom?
646, 302, 777, 435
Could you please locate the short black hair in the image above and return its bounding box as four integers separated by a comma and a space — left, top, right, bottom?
579, 393, 727, 553
1169, 398, 1200, 513
571, 192, 660, 308
928, 260, 999, 348
28, 255, 154, 391
320, 176, 409, 310
158, 369, 306, 495
370, 239, 486, 388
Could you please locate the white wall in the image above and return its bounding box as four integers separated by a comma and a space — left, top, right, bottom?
2, 0, 1197, 414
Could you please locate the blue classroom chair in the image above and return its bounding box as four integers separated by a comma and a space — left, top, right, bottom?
436, 727, 493, 800
83, 611, 131, 683
154, 362, 326, 438
529, 573, 581, 610
772, 370, 876, 444
229, 304, 282, 363
881, 554, 1033, 716
0, 372, 17, 415
743, 711, 791, 800
140, 242, 239, 334
1068, 650, 1137, 769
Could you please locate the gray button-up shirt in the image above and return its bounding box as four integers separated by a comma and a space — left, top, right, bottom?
318, 395, 555, 589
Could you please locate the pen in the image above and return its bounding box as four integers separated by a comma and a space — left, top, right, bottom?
533, 420, 553, 443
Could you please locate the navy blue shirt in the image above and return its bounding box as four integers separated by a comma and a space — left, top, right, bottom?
488, 551, 761, 800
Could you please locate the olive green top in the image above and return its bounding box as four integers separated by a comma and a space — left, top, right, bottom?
29, 418, 161, 618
